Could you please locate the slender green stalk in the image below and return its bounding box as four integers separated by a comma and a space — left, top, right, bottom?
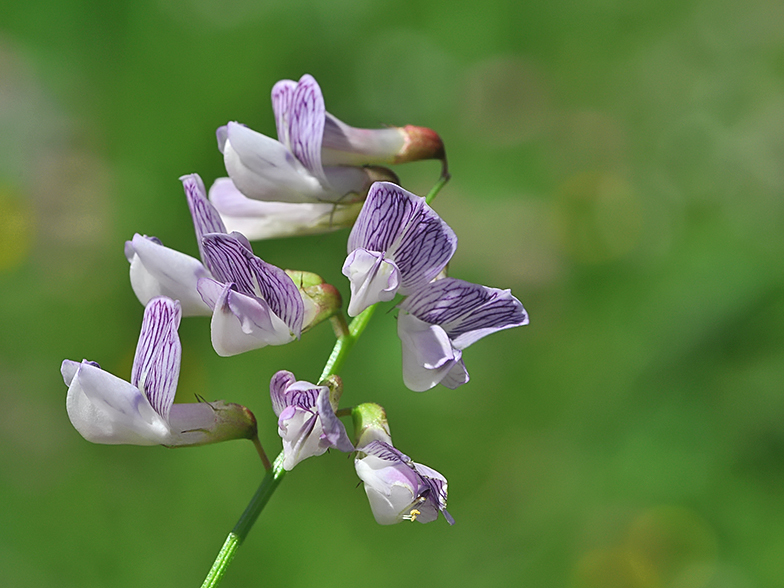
319, 305, 377, 382
425, 173, 450, 205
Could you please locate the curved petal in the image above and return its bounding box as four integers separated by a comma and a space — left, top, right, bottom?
270, 370, 297, 417
130, 298, 181, 423
201, 234, 304, 335
315, 388, 353, 453
181, 173, 226, 271
397, 311, 461, 392
347, 182, 421, 253
271, 78, 297, 148
284, 74, 327, 185
208, 177, 363, 240
342, 248, 401, 317
65, 360, 171, 445
204, 281, 295, 357
401, 278, 529, 349
222, 122, 324, 203
321, 113, 406, 166
127, 234, 212, 317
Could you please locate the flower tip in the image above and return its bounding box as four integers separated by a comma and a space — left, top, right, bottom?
396, 125, 447, 169
363, 165, 400, 186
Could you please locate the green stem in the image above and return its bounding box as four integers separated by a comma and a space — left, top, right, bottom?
425, 173, 450, 205
319, 304, 377, 382
200, 453, 286, 588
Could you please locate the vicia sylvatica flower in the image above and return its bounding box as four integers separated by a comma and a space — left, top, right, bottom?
219, 74, 445, 204
125, 174, 227, 316
342, 182, 457, 316
62, 297, 257, 446
196, 233, 340, 356
270, 371, 353, 471
208, 177, 363, 240
351, 403, 454, 526
397, 277, 529, 392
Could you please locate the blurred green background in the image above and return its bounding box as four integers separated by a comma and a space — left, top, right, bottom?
1, 0, 783, 586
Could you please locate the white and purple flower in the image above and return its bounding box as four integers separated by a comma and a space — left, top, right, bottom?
355, 440, 454, 525
218, 74, 399, 204
397, 277, 529, 391
196, 233, 308, 356
62, 297, 257, 446
125, 174, 227, 316
270, 371, 353, 471
342, 182, 457, 316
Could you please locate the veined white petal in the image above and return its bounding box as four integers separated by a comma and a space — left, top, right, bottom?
322, 113, 406, 166
127, 234, 212, 317
342, 249, 401, 317
64, 360, 172, 445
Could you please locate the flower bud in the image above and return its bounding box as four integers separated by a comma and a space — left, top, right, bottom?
285, 270, 343, 330
351, 403, 392, 448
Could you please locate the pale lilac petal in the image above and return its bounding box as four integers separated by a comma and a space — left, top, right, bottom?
127, 234, 212, 317
321, 113, 406, 166
271, 78, 297, 149
222, 122, 323, 202
65, 360, 171, 445
438, 360, 470, 390
181, 173, 226, 271
315, 388, 353, 452
342, 249, 401, 317
285, 74, 327, 184
270, 370, 297, 416
202, 281, 295, 356
401, 278, 528, 349
398, 311, 461, 392
208, 177, 363, 240
201, 233, 304, 335
216, 125, 228, 153
130, 298, 181, 422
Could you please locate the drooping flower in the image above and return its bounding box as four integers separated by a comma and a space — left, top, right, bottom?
195, 233, 307, 356
62, 297, 257, 446
218, 74, 445, 204
397, 277, 529, 391
270, 371, 353, 471
208, 177, 363, 240
342, 181, 457, 316
352, 403, 454, 526
125, 174, 227, 316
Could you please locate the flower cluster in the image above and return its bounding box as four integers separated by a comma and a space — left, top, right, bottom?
61, 73, 528, 534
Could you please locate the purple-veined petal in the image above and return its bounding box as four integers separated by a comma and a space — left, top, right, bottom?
271, 78, 297, 149
270, 370, 297, 416
315, 388, 353, 453
438, 360, 470, 390
347, 182, 420, 253
208, 177, 363, 240
398, 311, 462, 392
200, 233, 304, 336
181, 173, 226, 272
126, 234, 212, 317
413, 462, 454, 525
342, 249, 401, 317
65, 360, 172, 445
401, 277, 528, 349
222, 122, 324, 202
130, 298, 181, 423
201, 280, 295, 356
285, 74, 327, 185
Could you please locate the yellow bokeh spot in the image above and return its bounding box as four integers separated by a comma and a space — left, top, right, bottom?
0, 186, 34, 272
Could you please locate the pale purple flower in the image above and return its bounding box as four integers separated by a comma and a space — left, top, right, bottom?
196, 233, 307, 356
355, 440, 454, 525
62, 297, 257, 446
342, 182, 457, 316
270, 371, 353, 471
218, 74, 398, 204
397, 278, 529, 391
208, 177, 363, 240
125, 174, 227, 316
